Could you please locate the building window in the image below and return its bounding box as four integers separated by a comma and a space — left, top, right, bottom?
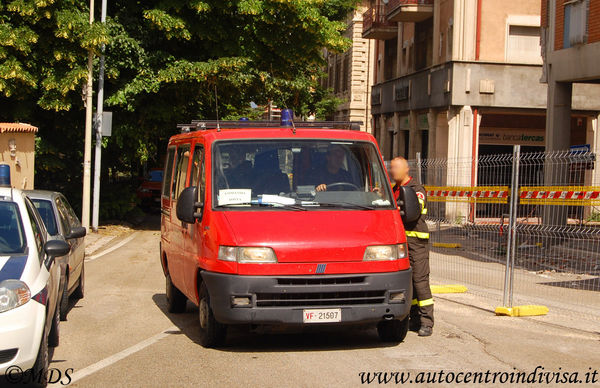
334, 59, 341, 93
384, 38, 398, 81
342, 54, 350, 92
564, 0, 588, 48
447, 23, 453, 61
506, 25, 542, 64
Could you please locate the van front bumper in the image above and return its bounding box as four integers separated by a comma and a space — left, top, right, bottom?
201, 269, 412, 325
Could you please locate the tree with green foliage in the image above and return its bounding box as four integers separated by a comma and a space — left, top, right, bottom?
1, 0, 358, 218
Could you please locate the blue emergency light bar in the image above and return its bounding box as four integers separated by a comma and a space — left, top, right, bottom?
0, 164, 11, 187
178, 120, 363, 132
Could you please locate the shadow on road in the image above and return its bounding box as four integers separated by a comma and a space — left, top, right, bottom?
151, 293, 399, 352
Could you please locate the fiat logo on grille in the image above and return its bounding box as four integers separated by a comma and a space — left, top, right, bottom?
315, 264, 327, 274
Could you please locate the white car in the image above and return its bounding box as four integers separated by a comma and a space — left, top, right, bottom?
0, 172, 71, 387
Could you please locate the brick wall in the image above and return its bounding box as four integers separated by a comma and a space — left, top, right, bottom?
554, 0, 564, 50
541, 0, 548, 28
589, 0, 600, 43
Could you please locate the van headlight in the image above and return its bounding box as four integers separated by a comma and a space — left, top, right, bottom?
218, 246, 277, 263
364, 244, 408, 261
0, 280, 31, 313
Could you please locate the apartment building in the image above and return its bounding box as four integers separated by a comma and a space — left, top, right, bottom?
322, 3, 376, 132
541, 0, 600, 156
362, 0, 600, 170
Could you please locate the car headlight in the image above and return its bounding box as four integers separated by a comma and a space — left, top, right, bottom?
364, 244, 408, 261
0, 280, 31, 313
218, 246, 277, 263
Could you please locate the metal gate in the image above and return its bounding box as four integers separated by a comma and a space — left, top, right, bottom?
412, 147, 600, 318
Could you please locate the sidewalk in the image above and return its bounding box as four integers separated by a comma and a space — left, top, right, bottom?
85, 224, 137, 257
431, 250, 600, 334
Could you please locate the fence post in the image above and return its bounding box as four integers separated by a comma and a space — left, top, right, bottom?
502, 145, 520, 307
416, 152, 422, 184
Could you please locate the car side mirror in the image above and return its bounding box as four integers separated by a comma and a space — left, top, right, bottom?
66, 226, 87, 239
397, 186, 421, 224
176, 186, 203, 224
45, 239, 71, 259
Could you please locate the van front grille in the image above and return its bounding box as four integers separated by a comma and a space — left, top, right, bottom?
276, 276, 366, 286
256, 290, 386, 307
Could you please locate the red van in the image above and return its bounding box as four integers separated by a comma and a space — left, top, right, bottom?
160, 119, 420, 347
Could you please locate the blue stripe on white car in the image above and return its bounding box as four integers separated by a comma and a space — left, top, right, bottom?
0, 255, 28, 282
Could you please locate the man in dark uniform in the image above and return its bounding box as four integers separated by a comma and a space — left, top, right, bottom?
390, 156, 433, 337
315, 145, 353, 192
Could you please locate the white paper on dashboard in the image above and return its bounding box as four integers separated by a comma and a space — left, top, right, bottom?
218, 189, 252, 206
260, 194, 296, 205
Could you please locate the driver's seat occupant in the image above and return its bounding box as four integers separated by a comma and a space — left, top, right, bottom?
315, 145, 353, 192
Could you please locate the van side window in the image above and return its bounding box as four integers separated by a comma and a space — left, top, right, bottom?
190, 145, 205, 203
162, 147, 176, 198
172, 144, 191, 201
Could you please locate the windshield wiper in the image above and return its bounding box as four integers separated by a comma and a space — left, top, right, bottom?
315, 202, 375, 210
218, 202, 307, 211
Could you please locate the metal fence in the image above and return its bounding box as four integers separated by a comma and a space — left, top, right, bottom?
411, 147, 600, 318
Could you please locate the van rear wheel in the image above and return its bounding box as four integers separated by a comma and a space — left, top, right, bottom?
377, 316, 409, 343
166, 274, 187, 313
198, 282, 227, 348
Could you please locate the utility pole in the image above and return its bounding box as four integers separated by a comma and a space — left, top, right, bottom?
92, 0, 107, 232
82, 0, 95, 230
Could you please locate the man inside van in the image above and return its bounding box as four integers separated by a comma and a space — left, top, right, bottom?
315, 145, 353, 192
390, 156, 433, 337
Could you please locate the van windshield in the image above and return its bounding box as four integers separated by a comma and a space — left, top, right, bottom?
213, 140, 394, 210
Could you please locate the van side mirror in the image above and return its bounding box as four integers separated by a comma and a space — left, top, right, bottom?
176, 186, 203, 224
397, 186, 421, 224
66, 226, 87, 239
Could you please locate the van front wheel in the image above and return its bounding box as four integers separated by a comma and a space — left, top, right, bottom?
377, 316, 409, 343
198, 282, 227, 348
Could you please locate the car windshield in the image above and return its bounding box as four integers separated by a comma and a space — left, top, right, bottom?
212, 140, 394, 210
32, 199, 59, 236
0, 201, 26, 254
148, 170, 163, 182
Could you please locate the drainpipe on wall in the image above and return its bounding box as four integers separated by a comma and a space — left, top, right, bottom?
470, 0, 482, 223
475, 0, 481, 60
470, 108, 479, 223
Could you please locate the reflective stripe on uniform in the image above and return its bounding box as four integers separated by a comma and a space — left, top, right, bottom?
418, 298, 434, 307
411, 298, 418, 306
406, 231, 430, 239
418, 198, 427, 215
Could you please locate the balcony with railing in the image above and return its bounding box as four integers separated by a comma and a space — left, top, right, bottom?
362, 3, 397, 40
386, 0, 433, 23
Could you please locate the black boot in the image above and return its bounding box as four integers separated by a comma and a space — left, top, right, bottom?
418, 326, 433, 337
409, 318, 421, 332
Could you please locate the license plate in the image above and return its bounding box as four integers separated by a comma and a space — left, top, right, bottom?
302, 308, 341, 323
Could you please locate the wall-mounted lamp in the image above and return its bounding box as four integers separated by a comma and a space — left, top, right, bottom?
8, 139, 16, 158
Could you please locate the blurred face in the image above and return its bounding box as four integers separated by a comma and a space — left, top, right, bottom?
326, 146, 345, 171
390, 158, 409, 183
228, 149, 245, 168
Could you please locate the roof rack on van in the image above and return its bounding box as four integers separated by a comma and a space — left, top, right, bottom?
177, 120, 363, 132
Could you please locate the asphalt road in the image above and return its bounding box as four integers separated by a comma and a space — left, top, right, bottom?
40, 228, 600, 387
